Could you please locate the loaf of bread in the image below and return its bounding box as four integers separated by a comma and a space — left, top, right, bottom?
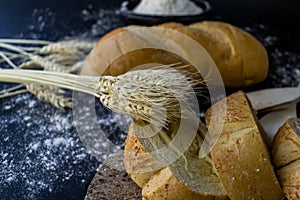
190, 21, 268, 87
205, 91, 283, 200
81, 24, 192, 77
81, 21, 268, 88
272, 118, 300, 200
125, 121, 228, 200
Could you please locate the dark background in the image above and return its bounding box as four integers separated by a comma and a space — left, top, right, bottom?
0, 0, 300, 200
1, 0, 300, 50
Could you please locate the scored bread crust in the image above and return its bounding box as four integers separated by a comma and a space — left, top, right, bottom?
190, 21, 268, 87
205, 91, 283, 200
81, 21, 268, 88
272, 118, 300, 200
124, 121, 229, 200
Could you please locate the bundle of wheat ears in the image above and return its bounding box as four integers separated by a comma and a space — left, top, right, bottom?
0, 39, 200, 128
0, 39, 95, 109
0, 66, 198, 127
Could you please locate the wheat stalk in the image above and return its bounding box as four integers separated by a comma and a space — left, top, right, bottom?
0, 39, 93, 107
0, 66, 198, 127
26, 84, 72, 109
38, 40, 95, 54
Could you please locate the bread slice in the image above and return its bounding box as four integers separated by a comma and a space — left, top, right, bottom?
124, 121, 228, 200
277, 160, 300, 200
190, 21, 268, 87
85, 151, 142, 200
205, 91, 283, 200
272, 118, 300, 168
124, 123, 166, 188
272, 118, 300, 200
143, 166, 226, 200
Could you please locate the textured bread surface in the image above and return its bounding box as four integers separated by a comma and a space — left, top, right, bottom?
124, 121, 228, 200
142, 166, 223, 200
272, 118, 300, 168
124, 123, 165, 188
190, 21, 268, 87
81, 21, 268, 88
206, 91, 283, 200
272, 118, 300, 200
85, 151, 142, 200
277, 160, 300, 200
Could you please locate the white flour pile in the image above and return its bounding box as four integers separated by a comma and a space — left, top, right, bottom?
133, 0, 203, 16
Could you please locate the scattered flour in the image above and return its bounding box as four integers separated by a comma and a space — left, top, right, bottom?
0, 92, 128, 199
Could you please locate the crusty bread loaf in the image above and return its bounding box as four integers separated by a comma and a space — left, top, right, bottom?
81, 24, 192, 77
272, 118, 300, 200
81, 21, 268, 88
124, 121, 228, 200
205, 91, 283, 200
190, 21, 268, 87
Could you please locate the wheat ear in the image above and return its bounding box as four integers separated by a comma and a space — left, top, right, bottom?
0, 66, 197, 127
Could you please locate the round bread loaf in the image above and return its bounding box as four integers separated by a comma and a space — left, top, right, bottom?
272, 118, 300, 200
205, 91, 283, 200
81, 21, 268, 88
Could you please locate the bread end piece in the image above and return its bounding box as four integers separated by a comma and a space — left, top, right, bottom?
272, 118, 300, 168
206, 91, 283, 200
272, 118, 300, 200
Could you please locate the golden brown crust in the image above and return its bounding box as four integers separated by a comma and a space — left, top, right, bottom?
272, 118, 300, 168
277, 160, 300, 200
272, 118, 300, 200
142, 167, 226, 200
124, 121, 229, 200
190, 21, 269, 87
81, 21, 268, 88
81, 25, 189, 77
124, 123, 165, 188
206, 91, 283, 200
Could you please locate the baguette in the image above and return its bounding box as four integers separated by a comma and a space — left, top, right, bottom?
272, 118, 300, 200
205, 91, 283, 200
